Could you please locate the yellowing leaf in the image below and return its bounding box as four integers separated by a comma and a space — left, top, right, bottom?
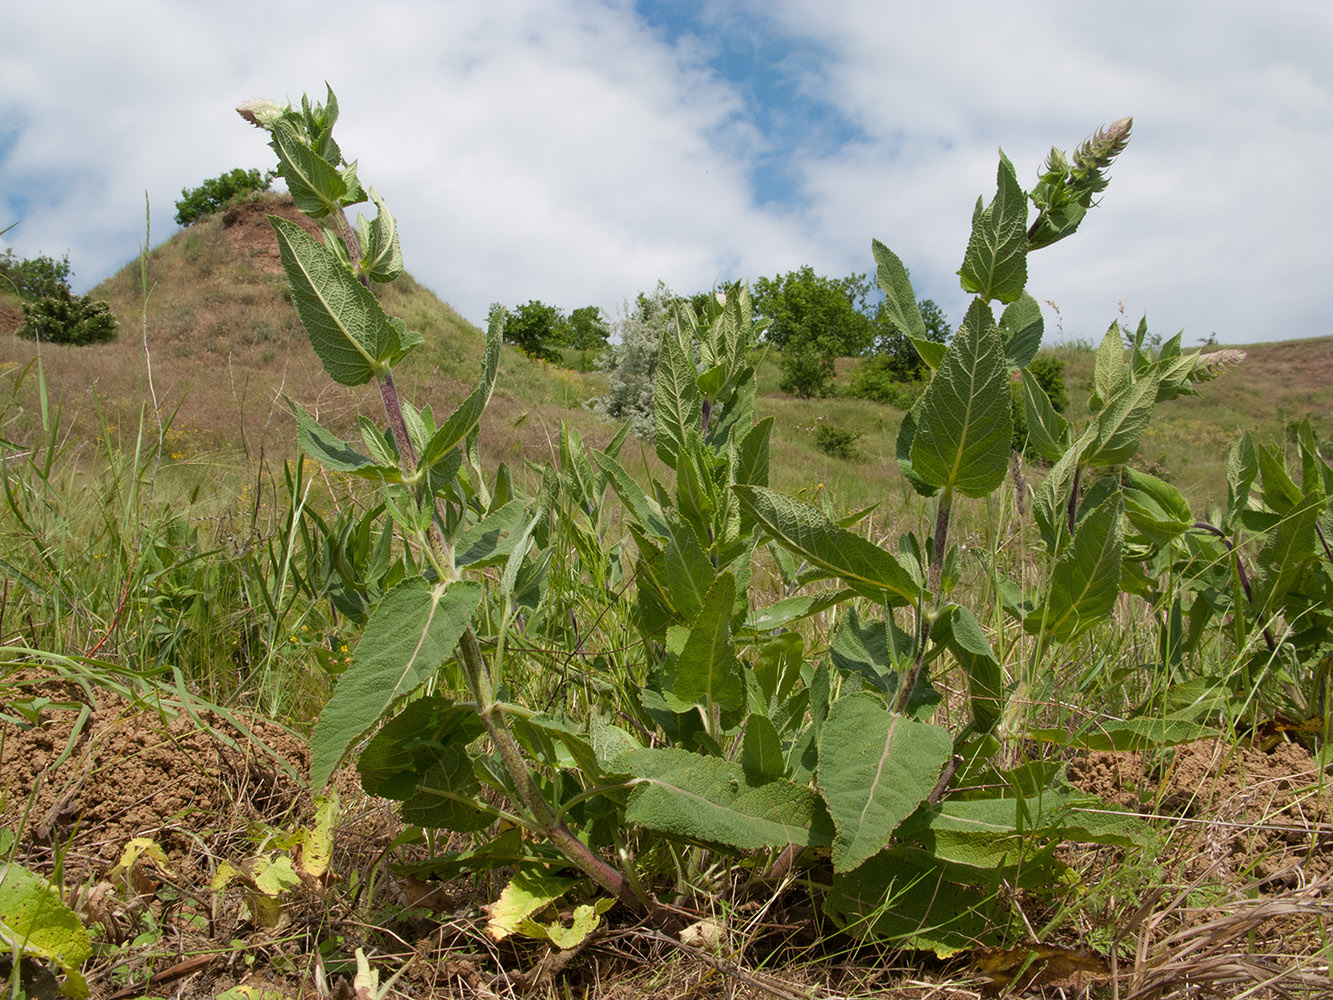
299, 791, 339, 879
485, 871, 577, 942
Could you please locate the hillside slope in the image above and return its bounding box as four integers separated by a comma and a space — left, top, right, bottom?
3, 199, 1326, 511
0, 195, 612, 472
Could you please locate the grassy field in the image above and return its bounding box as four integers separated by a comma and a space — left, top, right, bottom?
1, 198, 1330, 999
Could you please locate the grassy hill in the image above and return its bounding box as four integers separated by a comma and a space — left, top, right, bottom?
3, 193, 1328, 516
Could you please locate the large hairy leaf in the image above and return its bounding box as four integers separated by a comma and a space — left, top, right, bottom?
938, 604, 1003, 733
620, 748, 833, 850
826, 853, 993, 957
311, 579, 482, 789
1091, 323, 1131, 412
270, 118, 346, 218
654, 332, 700, 468
908, 299, 1012, 498
270, 216, 406, 385
733, 485, 919, 605
1019, 369, 1070, 462
958, 152, 1028, 303
672, 572, 744, 712
1085, 377, 1158, 467
356, 695, 485, 799
871, 239, 925, 340
356, 187, 403, 282
1025, 492, 1123, 642
401, 743, 493, 831
290, 399, 397, 480
816, 693, 952, 873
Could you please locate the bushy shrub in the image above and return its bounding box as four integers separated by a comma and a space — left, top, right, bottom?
18, 292, 117, 345
814, 422, 863, 461
174, 167, 275, 226
597, 284, 677, 436
779, 335, 836, 398
846, 354, 927, 409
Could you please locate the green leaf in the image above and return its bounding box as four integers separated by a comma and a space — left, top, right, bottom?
1033, 426, 1094, 555
742, 715, 786, 783
826, 853, 993, 957
733, 416, 773, 488
289, 399, 395, 479
1252, 491, 1322, 616
593, 452, 670, 540
355, 695, 485, 799
0, 863, 91, 998
270, 216, 403, 385
911, 337, 948, 372
1085, 377, 1158, 467
1122, 467, 1192, 544
402, 743, 493, 831
895, 407, 940, 498
420, 322, 502, 470
733, 485, 919, 605
745, 589, 856, 632
938, 605, 1003, 732
998, 294, 1043, 369
1019, 368, 1069, 462
958, 152, 1028, 303
269, 118, 346, 218
357, 187, 403, 282
1256, 442, 1304, 515
663, 520, 716, 624
815, 693, 953, 873
455, 500, 531, 569
620, 748, 833, 850
310, 579, 482, 789
1031, 718, 1213, 752
871, 239, 925, 340
909, 299, 1012, 497
1025, 492, 1123, 642
829, 607, 902, 696
673, 572, 744, 712
654, 331, 701, 468
1090, 323, 1131, 412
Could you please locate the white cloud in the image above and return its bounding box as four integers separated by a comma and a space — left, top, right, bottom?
1, 0, 1329, 344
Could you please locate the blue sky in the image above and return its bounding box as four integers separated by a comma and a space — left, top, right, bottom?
2, 0, 1330, 346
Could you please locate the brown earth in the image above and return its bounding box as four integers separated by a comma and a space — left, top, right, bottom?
1067, 736, 1333, 886
5, 665, 1332, 999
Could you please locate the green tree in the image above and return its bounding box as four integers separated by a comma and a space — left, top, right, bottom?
174, 167, 276, 226
503, 299, 563, 362
0, 250, 72, 300
4, 249, 117, 345
753, 266, 875, 399
752, 266, 873, 355
564, 305, 610, 351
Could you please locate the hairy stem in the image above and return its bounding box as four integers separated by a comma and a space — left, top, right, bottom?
459, 624, 649, 913
897, 487, 953, 714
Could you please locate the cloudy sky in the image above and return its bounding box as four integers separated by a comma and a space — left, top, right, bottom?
2, 1, 1329, 345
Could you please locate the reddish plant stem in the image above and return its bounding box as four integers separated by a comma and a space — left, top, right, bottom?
328, 208, 647, 913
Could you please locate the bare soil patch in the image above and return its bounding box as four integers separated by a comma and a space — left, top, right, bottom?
5, 672, 1332, 998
